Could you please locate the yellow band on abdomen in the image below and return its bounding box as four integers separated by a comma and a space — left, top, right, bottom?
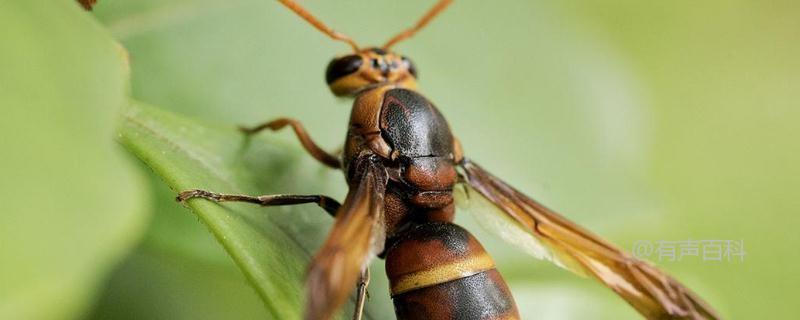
390, 253, 496, 295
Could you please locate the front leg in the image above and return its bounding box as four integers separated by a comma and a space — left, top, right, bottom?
240, 117, 341, 169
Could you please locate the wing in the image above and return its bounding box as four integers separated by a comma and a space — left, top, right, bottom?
304, 156, 387, 320
459, 159, 719, 320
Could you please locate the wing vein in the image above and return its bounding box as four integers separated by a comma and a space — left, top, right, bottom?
304, 155, 387, 320
459, 159, 720, 319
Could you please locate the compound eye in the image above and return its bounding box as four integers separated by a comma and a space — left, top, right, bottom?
325, 55, 363, 84
402, 56, 418, 78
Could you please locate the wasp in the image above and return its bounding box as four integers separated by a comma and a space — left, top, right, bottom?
177, 1, 720, 319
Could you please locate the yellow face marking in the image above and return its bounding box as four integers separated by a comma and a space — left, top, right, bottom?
390, 253, 496, 295
327, 49, 418, 96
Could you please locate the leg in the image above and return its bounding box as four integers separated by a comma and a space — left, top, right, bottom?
240, 117, 341, 169
176, 189, 341, 216
352, 268, 370, 320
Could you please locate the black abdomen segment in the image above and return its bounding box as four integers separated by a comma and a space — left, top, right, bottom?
385, 222, 520, 320
393, 270, 518, 320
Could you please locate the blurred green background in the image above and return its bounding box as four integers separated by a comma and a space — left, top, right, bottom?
2, 0, 798, 319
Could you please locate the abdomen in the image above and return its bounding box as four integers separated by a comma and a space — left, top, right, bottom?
385, 222, 520, 320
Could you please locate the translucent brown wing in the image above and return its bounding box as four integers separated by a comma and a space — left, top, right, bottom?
459, 159, 720, 320
305, 156, 387, 320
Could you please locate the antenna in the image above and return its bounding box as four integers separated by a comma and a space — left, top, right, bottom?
382, 0, 453, 50
278, 0, 360, 52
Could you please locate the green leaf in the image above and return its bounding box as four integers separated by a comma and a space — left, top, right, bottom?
0, 1, 148, 319
118, 101, 394, 320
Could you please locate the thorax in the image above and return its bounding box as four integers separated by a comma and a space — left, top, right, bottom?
344, 85, 458, 236
344, 85, 456, 171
